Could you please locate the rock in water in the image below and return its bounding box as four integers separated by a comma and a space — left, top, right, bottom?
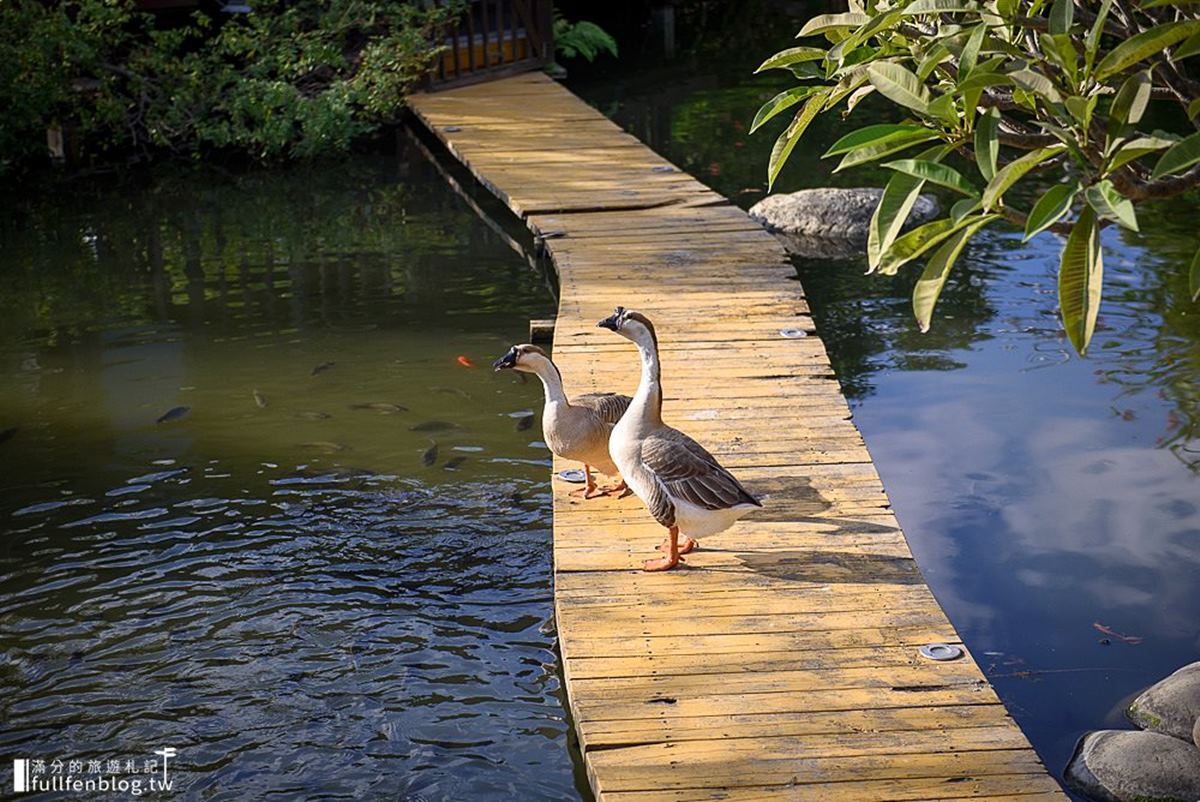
749, 187, 939, 259
1128, 660, 1200, 740
1065, 729, 1200, 802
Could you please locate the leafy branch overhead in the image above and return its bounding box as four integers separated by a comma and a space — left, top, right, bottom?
754, 0, 1200, 354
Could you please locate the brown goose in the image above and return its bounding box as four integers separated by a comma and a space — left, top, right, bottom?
493, 344, 630, 499
597, 308, 761, 571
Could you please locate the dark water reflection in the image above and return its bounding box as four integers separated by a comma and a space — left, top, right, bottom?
0, 143, 583, 799
566, 0, 1200, 790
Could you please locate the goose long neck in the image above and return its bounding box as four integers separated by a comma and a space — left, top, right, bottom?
529, 356, 569, 405
631, 331, 664, 426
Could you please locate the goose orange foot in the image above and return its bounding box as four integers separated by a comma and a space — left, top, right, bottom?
568, 466, 604, 499
642, 554, 682, 571
657, 535, 697, 554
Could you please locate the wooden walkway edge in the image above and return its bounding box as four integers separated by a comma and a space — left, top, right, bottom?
408, 73, 1066, 802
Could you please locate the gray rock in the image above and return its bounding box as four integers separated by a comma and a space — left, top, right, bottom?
748, 187, 939, 259
1128, 661, 1200, 741
1193, 715, 1200, 750
1065, 729, 1200, 802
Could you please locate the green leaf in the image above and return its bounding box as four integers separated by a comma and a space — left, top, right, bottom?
1151, 131, 1200, 179
845, 85, 876, 114
754, 47, 827, 73
879, 212, 999, 276
902, 0, 980, 13
982, 145, 1067, 211
867, 62, 931, 114
867, 144, 952, 272
927, 94, 959, 125
824, 124, 932, 156
834, 130, 944, 171
824, 68, 871, 110
1041, 34, 1079, 84
1009, 68, 1063, 104
1023, 183, 1079, 241
1189, 98, 1200, 120
879, 217, 960, 275
767, 92, 828, 190
797, 12, 870, 38
840, 10, 904, 54
1109, 69, 1153, 128
975, 107, 1000, 182
957, 70, 1013, 93
1065, 95, 1097, 129
917, 42, 951, 80
1107, 135, 1176, 172
1095, 20, 1200, 81
958, 24, 987, 80
1085, 0, 1114, 71
750, 87, 821, 133
1049, 0, 1073, 35
1058, 206, 1104, 355
1176, 31, 1200, 60
950, 198, 980, 222
914, 217, 993, 332
1190, 247, 1200, 302
882, 158, 978, 195
1084, 180, 1138, 231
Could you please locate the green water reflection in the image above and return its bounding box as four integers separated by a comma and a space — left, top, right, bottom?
0, 143, 585, 800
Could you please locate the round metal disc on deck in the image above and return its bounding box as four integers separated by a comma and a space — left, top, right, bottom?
779, 328, 808, 338
919, 643, 964, 661
557, 469, 587, 484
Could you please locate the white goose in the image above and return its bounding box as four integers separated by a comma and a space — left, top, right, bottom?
597, 307, 761, 571
493, 344, 630, 499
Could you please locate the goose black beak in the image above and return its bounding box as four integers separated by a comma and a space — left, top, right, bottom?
492, 349, 517, 371
597, 306, 624, 332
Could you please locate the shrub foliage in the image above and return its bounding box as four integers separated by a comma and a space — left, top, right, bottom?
0, 1, 452, 174
757, 0, 1200, 353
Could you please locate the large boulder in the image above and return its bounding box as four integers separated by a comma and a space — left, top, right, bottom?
1194, 715, 1200, 750
749, 187, 939, 259
1065, 729, 1200, 802
1128, 661, 1200, 741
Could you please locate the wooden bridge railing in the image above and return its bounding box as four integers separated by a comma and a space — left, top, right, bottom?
427, 0, 554, 89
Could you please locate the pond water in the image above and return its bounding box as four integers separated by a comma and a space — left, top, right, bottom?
0, 142, 586, 799
566, 0, 1200, 792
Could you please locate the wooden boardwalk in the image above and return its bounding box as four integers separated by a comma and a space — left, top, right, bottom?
409, 73, 1066, 802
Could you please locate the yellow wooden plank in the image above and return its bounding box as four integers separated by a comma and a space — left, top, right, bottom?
407, 72, 1065, 802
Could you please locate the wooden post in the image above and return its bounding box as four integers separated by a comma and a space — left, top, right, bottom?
529, 318, 555, 343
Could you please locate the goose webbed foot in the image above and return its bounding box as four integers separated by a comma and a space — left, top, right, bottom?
568, 465, 605, 499
642, 554, 681, 571
657, 534, 697, 554
644, 526, 685, 571
599, 480, 630, 498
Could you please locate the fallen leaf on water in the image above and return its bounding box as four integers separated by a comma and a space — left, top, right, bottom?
1093, 621, 1143, 645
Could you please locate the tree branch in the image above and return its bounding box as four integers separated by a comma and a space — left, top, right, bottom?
1111, 163, 1200, 199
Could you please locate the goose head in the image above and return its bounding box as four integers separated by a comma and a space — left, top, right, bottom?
597, 307, 658, 348
492, 343, 551, 373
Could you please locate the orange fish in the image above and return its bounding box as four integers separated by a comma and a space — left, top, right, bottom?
1093, 622, 1143, 645
456, 355, 475, 368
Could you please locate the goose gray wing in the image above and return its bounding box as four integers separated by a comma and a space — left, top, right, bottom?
572, 393, 632, 425
640, 427, 761, 527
